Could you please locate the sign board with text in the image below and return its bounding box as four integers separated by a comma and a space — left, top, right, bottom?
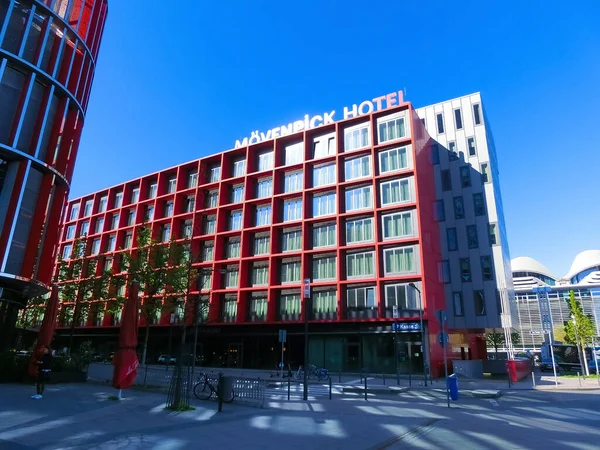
392, 322, 421, 332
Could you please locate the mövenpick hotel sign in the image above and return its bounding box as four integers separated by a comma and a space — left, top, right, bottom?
234, 90, 405, 148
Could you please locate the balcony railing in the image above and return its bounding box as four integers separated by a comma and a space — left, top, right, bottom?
279, 312, 301, 321
312, 310, 338, 321
346, 308, 378, 320
247, 312, 266, 322
383, 307, 422, 319
222, 314, 237, 323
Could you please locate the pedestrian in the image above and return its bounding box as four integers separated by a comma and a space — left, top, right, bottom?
32, 346, 53, 399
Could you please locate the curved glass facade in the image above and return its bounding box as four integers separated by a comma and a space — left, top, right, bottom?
0, 0, 107, 334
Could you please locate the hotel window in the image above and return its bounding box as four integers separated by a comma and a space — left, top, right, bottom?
489, 223, 498, 246
313, 290, 337, 314
347, 286, 377, 310
99, 196, 108, 213
107, 235, 116, 252
110, 213, 119, 230
441, 170, 452, 191
453, 292, 464, 317
257, 178, 273, 198
313, 223, 336, 248
454, 108, 463, 130
467, 225, 478, 249
347, 251, 375, 279
209, 166, 220, 183
124, 231, 133, 249
131, 187, 140, 204
103, 257, 113, 273
91, 239, 100, 255
474, 290, 486, 315
467, 137, 476, 156
233, 159, 246, 177
167, 177, 176, 194
164, 201, 174, 217
313, 192, 336, 217
184, 195, 195, 213
283, 198, 303, 222
252, 264, 269, 286
344, 123, 370, 151
148, 183, 157, 199
385, 283, 419, 310
313, 133, 336, 159
83, 200, 93, 217
226, 238, 241, 258
206, 190, 218, 208
187, 170, 198, 188
255, 204, 271, 226
453, 196, 465, 219
481, 256, 494, 281
94, 217, 104, 234
434, 201, 445, 222
282, 259, 301, 284
346, 217, 373, 244
181, 219, 193, 238
439, 260, 450, 283
199, 272, 212, 290
480, 163, 490, 183
382, 211, 415, 240
126, 210, 136, 226
285, 142, 304, 166
204, 215, 216, 234
460, 166, 471, 188
313, 163, 336, 187
230, 210, 243, 230
225, 268, 239, 289
473, 103, 482, 125
80, 221, 89, 236
201, 241, 214, 261
281, 293, 301, 316
384, 246, 418, 275
448, 141, 459, 161
473, 193, 485, 216
254, 233, 270, 255
345, 185, 373, 212
380, 178, 412, 206
345, 155, 371, 181
430, 143, 440, 165
447, 228, 458, 251
282, 229, 302, 252
115, 192, 123, 209
380, 146, 409, 173
223, 297, 237, 318
249, 296, 268, 319
378, 114, 406, 143
460, 258, 471, 282
284, 171, 303, 193
313, 255, 337, 281
69, 204, 80, 221
161, 224, 171, 242
436, 113, 444, 134
231, 185, 244, 203
65, 225, 75, 240
62, 244, 72, 260
258, 150, 274, 172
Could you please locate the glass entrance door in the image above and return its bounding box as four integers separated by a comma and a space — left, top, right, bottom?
227, 343, 242, 367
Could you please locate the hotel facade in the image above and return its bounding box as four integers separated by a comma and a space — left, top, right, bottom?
45, 91, 515, 376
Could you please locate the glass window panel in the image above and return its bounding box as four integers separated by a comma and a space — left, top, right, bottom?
283, 198, 303, 222
378, 117, 406, 143
313, 224, 336, 248
282, 230, 302, 252
346, 217, 374, 244
344, 124, 370, 151
382, 211, 414, 240
313, 163, 336, 187
345, 185, 373, 212
345, 155, 371, 180
313, 193, 336, 217
284, 172, 303, 193
257, 179, 273, 198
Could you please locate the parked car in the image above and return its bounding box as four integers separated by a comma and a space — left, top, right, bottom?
158, 354, 176, 364
539, 358, 560, 373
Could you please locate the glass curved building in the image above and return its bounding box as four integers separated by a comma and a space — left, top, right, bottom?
0, 0, 108, 348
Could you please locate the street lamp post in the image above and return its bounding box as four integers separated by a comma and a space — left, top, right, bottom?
303, 278, 311, 401
409, 283, 427, 387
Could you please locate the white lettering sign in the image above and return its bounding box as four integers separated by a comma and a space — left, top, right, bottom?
234, 90, 404, 148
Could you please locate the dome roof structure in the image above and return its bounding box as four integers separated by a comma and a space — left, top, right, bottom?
511, 256, 557, 280
563, 250, 600, 281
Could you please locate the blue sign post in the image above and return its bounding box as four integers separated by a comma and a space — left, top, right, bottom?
392, 322, 421, 332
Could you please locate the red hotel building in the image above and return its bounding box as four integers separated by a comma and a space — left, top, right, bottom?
52, 94, 461, 377
0, 0, 108, 349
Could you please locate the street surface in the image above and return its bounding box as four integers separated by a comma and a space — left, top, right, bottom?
1, 382, 599, 449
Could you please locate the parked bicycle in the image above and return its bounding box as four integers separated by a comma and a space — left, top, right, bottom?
291, 365, 329, 381
193, 372, 235, 403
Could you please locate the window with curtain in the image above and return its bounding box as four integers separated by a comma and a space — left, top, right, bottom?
280, 294, 301, 315
313, 223, 336, 248
313, 163, 336, 187
62, 244, 72, 259
384, 246, 417, 275
379, 146, 409, 173
381, 178, 412, 206
256, 204, 271, 226
257, 178, 273, 198
65, 225, 75, 240
164, 201, 174, 217
346, 217, 374, 244
313, 192, 336, 217
345, 185, 373, 211
233, 159, 246, 177
313, 290, 337, 313
282, 260, 301, 284
347, 286, 377, 309
201, 241, 214, 261
231, 185, 244, 203
378, 116, 406, 143
226, 239, 240, 258
187, 171, 198, 188
161, 225, 171, 242
344, 124, 370, 151
258, 151, 274, 171
83, 200, 93, 217
284, 171, 303, 193
225, 269, 239, 288
205, 215, 216, 234
210, 166, 221, 183
282, 229, 302, 252
313, 256, 336, 280
252, 264, 269, 286
285, 142, 304, 165
283, 198, 303, 222
345, 155, 371, 180
313, 133, 336, 158
382, 211, 414, 240
91, 239, 100, 255
223, 299, 237, 318
253, 234, 270, 255
230, 211, 243, 230
347, 252, 375, 278
384, 283, 419, 310
131, 187, 140, 203
167, 178, 176, 194
206, 190, 218, 208
80, 221, 89, 236
184, 196, 195, 213
250, 297, 268, 318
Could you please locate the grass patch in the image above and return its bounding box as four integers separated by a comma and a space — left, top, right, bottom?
165, 404, 196, 412
561, 373, 600, 379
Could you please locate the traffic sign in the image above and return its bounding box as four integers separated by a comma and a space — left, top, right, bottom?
436, 310, 446, 323
392, 322, 421, 332
392, 305, 399, 319
278, 329, 287, 343
437, 332, 449, 347
303, 279, 311, 299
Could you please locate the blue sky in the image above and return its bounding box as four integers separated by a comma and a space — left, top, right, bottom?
73, 0, 600, 276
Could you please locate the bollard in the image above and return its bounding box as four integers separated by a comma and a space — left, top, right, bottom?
364, 374, 368, 401
217, 374, 223, 413
339, 369, 341, 383
329, 376, 332, 400
383, 373, 386, 385
532, 372, 536, 388
578, 372, 581, 388
409, 372, 412, 387
287, 376, 291, 401
396, 369, 400, 386
507, 369, 512, 388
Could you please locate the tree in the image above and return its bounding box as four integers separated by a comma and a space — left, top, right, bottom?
553, 326, 567, 344
511, 332, 521, 347
564, 290, 595, 375
486, 329, 505, 353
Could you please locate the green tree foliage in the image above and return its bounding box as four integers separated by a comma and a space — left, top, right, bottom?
486, 329, 505, 352
564, 290, 595, 346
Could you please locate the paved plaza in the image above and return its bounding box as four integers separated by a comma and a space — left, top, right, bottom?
1, 380, 599, 449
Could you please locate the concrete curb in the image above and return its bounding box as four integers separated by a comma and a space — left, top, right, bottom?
471, 389, 502, 399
